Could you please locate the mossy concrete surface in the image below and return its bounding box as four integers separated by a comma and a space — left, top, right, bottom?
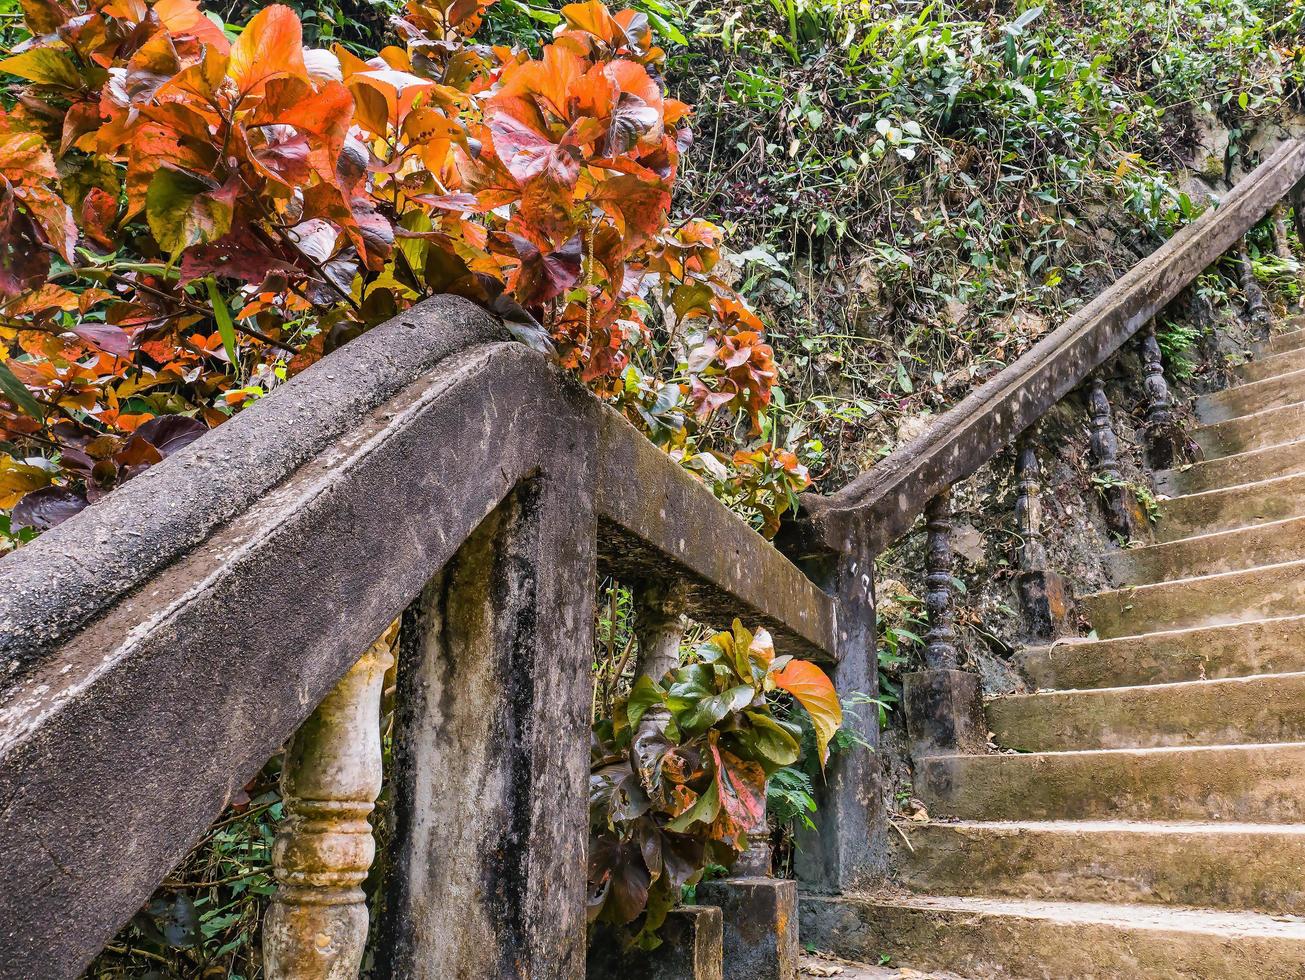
1080, 557, 1305, 636
1018, 615, 1305, 689
1155, 469, 1305, 540
1196, 366, 1305, 422
917, 742, 1305, 823
1104, 514, 1305, 584
1156, 436, 1305, 495
1231, 342, 1305, 384
1193, 399, 1305, 455
987, 671, 1305, 750
1252, 314, 1305, 354
798, 894, 1305, 979
889, 820, 1305, 914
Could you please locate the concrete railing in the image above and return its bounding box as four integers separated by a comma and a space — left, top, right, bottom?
782, 140, 1305, 760
0, 296, 868, 979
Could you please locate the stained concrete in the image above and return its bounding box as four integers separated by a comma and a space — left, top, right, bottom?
1019, 614, 1305, 689
889, 819, 1305, 914
799, 894, 1305, 979
1104, 513, 1305, 584
1080, 557, 1305, 637
917, 742, 1305, 823
1193, 398, 1305, 455
1156, 436, 1305, 495
1195, 366, 1305, 422
1231, 342, 1305, 383
1155, 469, 1305, 540
987, 671, 1305, 750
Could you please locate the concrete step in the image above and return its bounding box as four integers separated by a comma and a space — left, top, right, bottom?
1018, 615, 1305, 690
1193, 399, 1305, 457
916, 742, 1305, 823
1254, 318, 1305, 354
1196, 367, 1305, 423
799, 894, 1305, 980
987, 672, 1305, 751
1232, 344, 1305, 384
1155, 470, 1305, 541
889, 819, 1305, 915
1080, 559, 1305, 638
1156, 437, 1305, 496
801, 953, 971, 980
1104, 515, 1305, 585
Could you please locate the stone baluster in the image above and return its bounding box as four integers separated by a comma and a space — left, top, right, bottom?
1014, 435, 1067, 639
1272, 203, 1294, 262
1273, 201, 1305, 307
1141, 324, 1176, 469
264, 633, 394, 980
1088, 375, 1139, 542
1238, 238, 1270, 329
903, 488, 984, 759
922, 490, 958, 672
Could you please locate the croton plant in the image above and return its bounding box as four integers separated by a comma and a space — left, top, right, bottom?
0, 0, 809, 540
589, 620, 841, 946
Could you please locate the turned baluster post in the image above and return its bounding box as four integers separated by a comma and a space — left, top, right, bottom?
922, 490, 958, 672
1141, 324, 1176, 469
1088, 375, 1139, 542
1274, 200, 1305, 308
1272, 203, 1294, 262
1014, 434, 1068, 639
1238, 238, 1270, 330
903, 488, 984, 757
264, 633, 394, 980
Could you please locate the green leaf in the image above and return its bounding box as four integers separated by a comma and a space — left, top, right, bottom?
739, 710, 801, 767
0, 47, 81, 87
205, 278, 239, 368
679, 684, 756, 733
0, 359, 43, 419
666, 776, 721, 832
147, 168, 233, 261
627, 675, 666, 731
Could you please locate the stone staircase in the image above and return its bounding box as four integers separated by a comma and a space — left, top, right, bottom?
802, 318, 1305, 977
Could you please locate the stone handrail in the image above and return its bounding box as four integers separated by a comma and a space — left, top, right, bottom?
0, 296, 857, 978
790, 138, 1305, 558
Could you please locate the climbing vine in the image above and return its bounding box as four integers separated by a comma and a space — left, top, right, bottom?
0, 0, 808, 545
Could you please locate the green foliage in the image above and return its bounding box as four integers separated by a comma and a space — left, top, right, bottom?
588, 620, 840, 946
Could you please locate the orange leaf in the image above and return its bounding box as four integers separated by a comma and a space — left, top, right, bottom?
772, 659, 841, 767
227, 5, 307, 99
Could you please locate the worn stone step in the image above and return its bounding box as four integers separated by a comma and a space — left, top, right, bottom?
1081, 559, 1305, 638
1156, 470, 1305, 541
1254, 318, 1305, 354
1193, 399, 1305, 457
987, 672, 1305, 751
889, 819, 1305, 915
799, 894, 1305, 980
1196, 367, 1305, 423
1018, 615, 1305, 690
1105, 515, 1305, 585
1156, 437, 1305, 496
916, 742, 1305, 823
1232, 344, 1305, 384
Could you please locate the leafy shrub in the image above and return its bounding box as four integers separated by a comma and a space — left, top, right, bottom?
588, 619, 840, 946
0, 0, 807, 546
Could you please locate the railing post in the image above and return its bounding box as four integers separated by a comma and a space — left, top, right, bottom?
1014, 435, 1068, 640
1088, 375, 1140, 542
922, 492, 958, 672
1274, 200, 1305, 307
792, 549, 884, 893
1141, 324, 1176, 469
1238, 238, 1270, 329
264, 633, 394, 980
1272, 203, 1294, 262
902, 490, 984, 760
378, 479, 596, 980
